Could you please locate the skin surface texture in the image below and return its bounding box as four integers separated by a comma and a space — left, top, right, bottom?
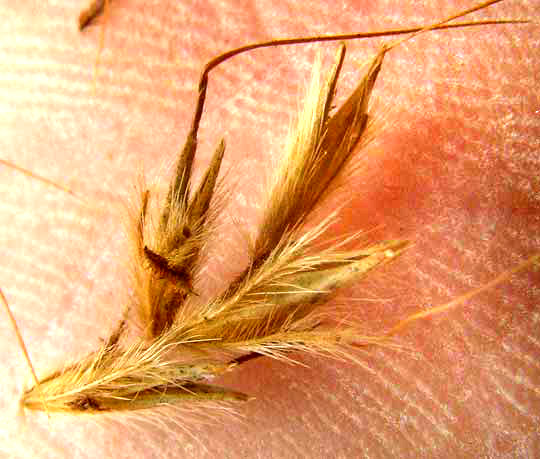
0, 1, 539, 458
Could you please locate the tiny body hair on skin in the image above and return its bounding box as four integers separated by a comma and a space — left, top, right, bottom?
0, 1, 539, 458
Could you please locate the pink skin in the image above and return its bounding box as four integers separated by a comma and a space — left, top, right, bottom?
1, 0, 539, 457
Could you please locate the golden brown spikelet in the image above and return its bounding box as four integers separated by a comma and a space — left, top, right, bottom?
130, 140, 226, 339
253, 45, 383, 260
22, 332, 248, 413
21, 44, 402, 414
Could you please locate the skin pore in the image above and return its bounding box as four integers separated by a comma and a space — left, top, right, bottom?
0, 1, 538, 457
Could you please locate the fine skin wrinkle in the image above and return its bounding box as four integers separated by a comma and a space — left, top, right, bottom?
0, 1, 538, 458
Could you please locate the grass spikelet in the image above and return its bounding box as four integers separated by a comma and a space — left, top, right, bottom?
21, 42, 402, 414
22, 332, 247, 413
254, 45, 383, 261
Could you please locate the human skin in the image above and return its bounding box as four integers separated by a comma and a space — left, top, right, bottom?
0, 0, 539, 458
